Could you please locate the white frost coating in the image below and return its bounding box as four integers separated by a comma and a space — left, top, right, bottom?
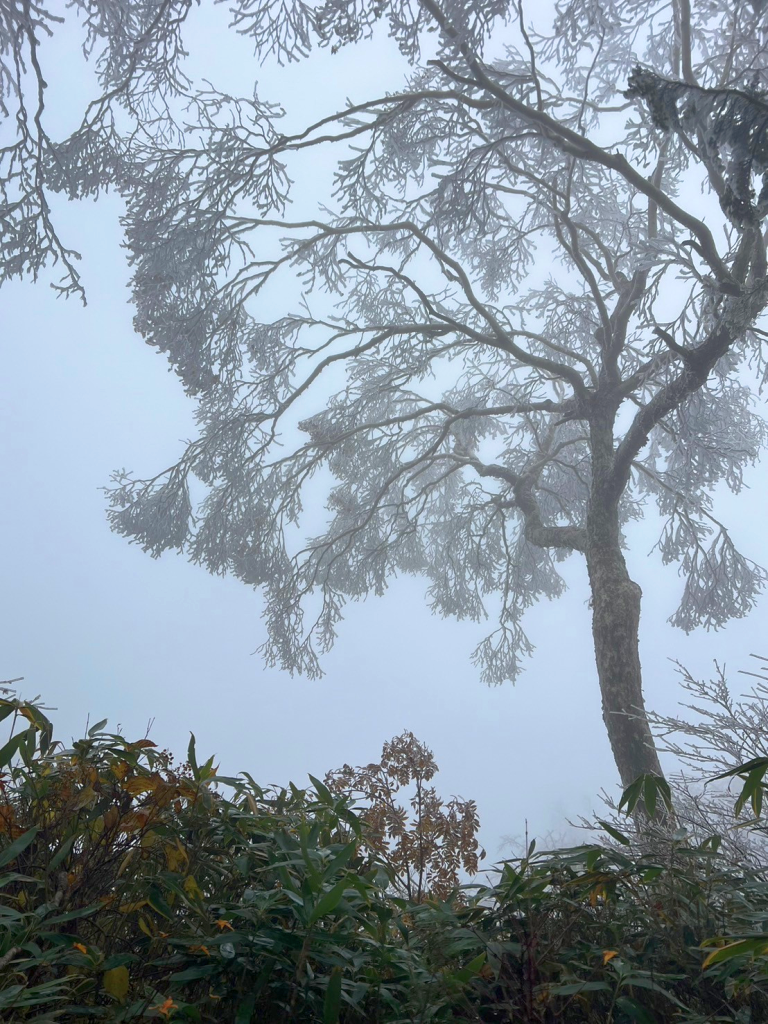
3, 0, 768, 683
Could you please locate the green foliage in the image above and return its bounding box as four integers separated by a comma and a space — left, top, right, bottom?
0, 693, 436, 1021
711, 757, 768, 819
3, 690, 768, 1022
617, 774, 674, 821
466, 837, 768, 1021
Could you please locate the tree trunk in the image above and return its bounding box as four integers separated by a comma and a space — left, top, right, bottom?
586, 509, 664, 789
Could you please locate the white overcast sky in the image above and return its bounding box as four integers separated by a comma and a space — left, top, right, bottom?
2, 2, 768, 858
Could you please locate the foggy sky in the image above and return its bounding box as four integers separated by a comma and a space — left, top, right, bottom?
2, 3, 768, 859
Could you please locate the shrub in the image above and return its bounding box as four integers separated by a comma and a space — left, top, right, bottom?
0, 690, 467, 1022
4, 684, 768, 1022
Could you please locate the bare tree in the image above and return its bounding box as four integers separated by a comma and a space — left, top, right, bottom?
3, 0, 768, 788
642, 657, 768, 865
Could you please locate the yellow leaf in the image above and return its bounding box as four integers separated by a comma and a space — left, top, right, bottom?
602, 950, 619, 965
118, 899, 148, 914
124, 775, 162, 796
701, 948, 721, 969
117, 848, 137, 877
71, 786, 97, 811
138, 915, 153, 938
73, 943, 88, 955
103, 965, 130, 1002
183, 875, 203, 900
103, 806, 119, 831
164, 839, 188, 872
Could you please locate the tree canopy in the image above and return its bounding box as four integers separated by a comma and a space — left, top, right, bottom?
2, 0, 768, 786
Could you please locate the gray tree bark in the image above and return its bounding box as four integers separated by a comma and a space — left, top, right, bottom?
586, 409, 664, 789
587, 531, 664, 788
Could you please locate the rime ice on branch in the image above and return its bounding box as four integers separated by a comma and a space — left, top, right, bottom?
3, 0, 768, 787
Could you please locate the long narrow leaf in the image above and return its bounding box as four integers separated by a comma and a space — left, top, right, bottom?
0, 827, 39, 869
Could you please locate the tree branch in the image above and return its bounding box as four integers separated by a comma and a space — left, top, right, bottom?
421, 0, 738, 292
467, 459, 587, 552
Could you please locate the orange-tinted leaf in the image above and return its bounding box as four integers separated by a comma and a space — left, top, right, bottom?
102, 806, 120, 830
119, 810, 150, 832
124, 775, 162, 796
152, 782, 176, 808
151, 997, 177, 1018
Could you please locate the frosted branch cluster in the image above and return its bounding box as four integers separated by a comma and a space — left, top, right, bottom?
3, 0, 768, 681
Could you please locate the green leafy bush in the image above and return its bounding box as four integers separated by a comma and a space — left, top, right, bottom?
3, 687, 768, 1022
0, 691, 463, 1022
